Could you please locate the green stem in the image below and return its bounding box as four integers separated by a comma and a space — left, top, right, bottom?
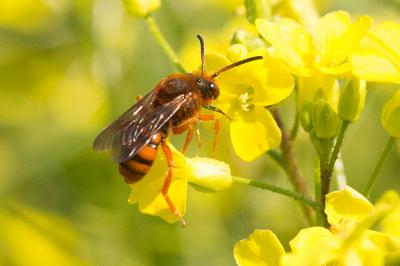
327, 121, 349, 178
144, 15, 186, 73
267, 150, 286, 170
232, 176, 321, 211
272, 109, 313, 224
363, 136, 396, 198
314, 156, 323, 226
290, 111, 300, 140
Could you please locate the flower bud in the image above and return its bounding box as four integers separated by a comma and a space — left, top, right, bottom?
228, 44, 248, 62
231, 30, 265, 52
122, 0, 160, 18
187, 157, 232, 193
299, 100, 314, 132
312, 99, 341, 139
244, 0, 271, 24
338, 79, 367, 122
381, 89, 400, 138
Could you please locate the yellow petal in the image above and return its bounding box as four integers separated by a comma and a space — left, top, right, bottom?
138, 172, 187, 223
252, 50, 295, 106
256, 18, 315, 76
230, 107, 281, 161
234, 229, 285, 266
376, 191, 400, 237
316, 11, 371, 75
325, 186, 373, 227
282, 227, 340, 266
128, 143, 188, 223
351, 21, 400, 83
366, 230, 400, 255
381, 89, 400, 138
351, 45, 400, 84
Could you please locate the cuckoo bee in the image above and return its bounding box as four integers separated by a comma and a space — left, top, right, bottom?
93, 35, 262, 225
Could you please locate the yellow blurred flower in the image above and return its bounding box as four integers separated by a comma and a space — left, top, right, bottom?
256, 11, 370, 109
128, 143, 232, 223
204, 46, 294, 161
121, 0, 161, 18
381, 89, 400, 138
233, 187, 400, 266
352, 21, 400, 84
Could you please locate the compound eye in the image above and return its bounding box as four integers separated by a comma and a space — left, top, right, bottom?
210, 83, 215, 89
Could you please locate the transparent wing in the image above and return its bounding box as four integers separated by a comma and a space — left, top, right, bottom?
94, 93, 188, 163
93, 90, 157, 153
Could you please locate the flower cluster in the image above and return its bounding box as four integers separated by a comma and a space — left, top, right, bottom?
234, 187, 400, 266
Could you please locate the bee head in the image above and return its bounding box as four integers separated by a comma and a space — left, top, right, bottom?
195, 76, 220, 104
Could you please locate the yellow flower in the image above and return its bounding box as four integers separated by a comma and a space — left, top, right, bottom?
205, 46, 294, 161
381, 89, 400, 138
128, 143, 232, 223
121, 0, 161, 18
233, 187, 400, 266
352, 21, 400, 84
255, 11, 370, 109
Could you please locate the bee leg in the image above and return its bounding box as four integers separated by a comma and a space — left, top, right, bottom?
136, 95, 143, 102
161, 141, 187, 227
194, 122, 201, 148
198, 114, 219, 158
181, 124, 193, 155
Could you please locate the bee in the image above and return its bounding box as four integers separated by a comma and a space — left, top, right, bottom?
93, 35, 262, 225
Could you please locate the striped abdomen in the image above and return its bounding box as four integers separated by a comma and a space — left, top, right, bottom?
119, 134, 162, 184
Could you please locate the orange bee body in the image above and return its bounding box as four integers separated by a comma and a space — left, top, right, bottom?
93, 35, 262, 225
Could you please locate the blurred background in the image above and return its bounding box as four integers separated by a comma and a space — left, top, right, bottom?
0, 0, 399, 265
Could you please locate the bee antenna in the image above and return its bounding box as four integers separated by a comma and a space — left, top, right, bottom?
197, 35, 205, 75
211, 56, 263, 78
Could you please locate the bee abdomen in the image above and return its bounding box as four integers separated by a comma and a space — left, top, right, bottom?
119, 134, 161, 184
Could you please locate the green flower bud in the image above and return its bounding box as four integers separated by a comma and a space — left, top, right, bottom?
338, 79, 367, 122
122, 0, 160, 18
300, 100, 314, 132
244, 0, 271, 24
312, 99, 341, 139
381, 89, 400, 138
187, 157, 232, 193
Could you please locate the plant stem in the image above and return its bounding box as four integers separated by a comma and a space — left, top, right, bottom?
272, 109, 313, 224
363, 136, 396, 198
327, 121, 349, 178
232, 176, 321, 211
319, 152, 330, 227
290, 111, 300, 140
314, 156, 324, 226
144, 15, 186, 73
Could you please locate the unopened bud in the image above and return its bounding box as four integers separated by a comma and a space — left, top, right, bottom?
228, 44, 248, 62
187, 157, 232, 193
122, 0, 160, 18
313, 99, 341, 139
300, 100, 314, 132
381, 89, 400, 138
231, 30, 265, 52
338, 79, 367, 122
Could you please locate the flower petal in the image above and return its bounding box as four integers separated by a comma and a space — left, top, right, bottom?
352, 21, 400, 83
252, 50, 295, 106
128, 143, 188, 223
138, 172, 187, 223
316, 11, 371, 75
234, 229, 285, 266
256, 18, 315, 76
230, 107, 281, 161
376, 190, 400, 237
325, 186, 373, 227
281, 227, 340, 266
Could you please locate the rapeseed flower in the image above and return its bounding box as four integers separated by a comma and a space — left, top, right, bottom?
205, 46, 294, 161
128, 143, 232, 223
234, 186, 400, 266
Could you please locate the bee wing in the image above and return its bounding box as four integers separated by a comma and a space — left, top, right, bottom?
94, 93, 189, 163
93, 90, 157, 153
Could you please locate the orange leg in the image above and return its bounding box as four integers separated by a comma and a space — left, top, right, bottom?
181, 124, 193, 155
136, 95, 143, 102
194, 122, 201, 148
198, 114, 220, 158
161, 141, 187, 227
